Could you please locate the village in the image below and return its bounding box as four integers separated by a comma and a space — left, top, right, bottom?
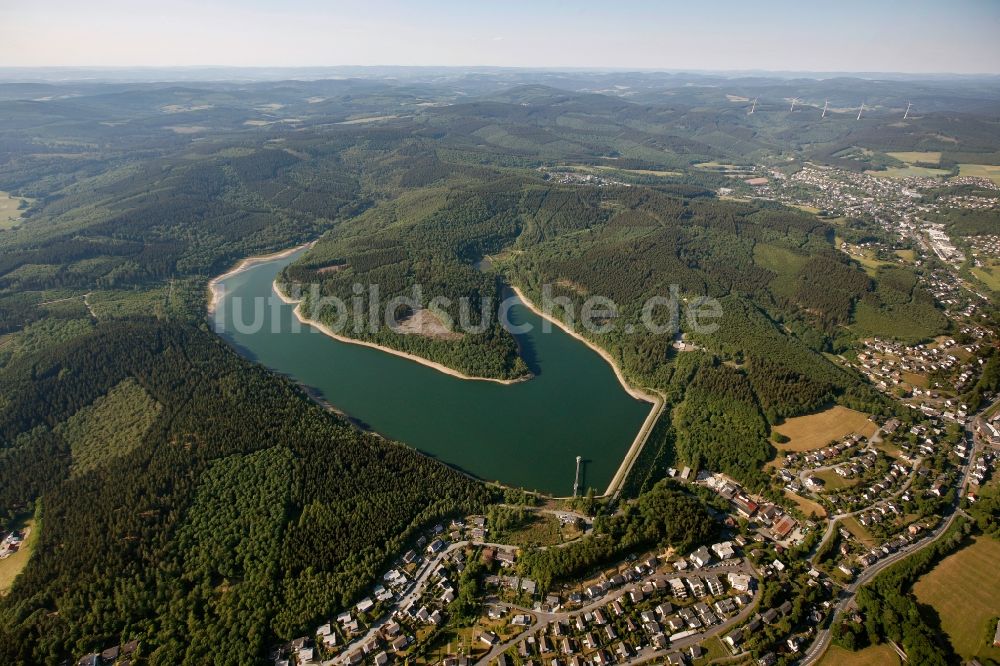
847, 331, 995, 418
268, 511, 768, 666
259, 387, 1000, 666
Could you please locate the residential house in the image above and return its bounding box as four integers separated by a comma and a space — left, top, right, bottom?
711, 541, 736, 560
689, 546, 713, 568
704, 574, 725, 596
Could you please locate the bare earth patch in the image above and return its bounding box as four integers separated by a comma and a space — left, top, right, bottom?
555, 278, 589, 295
784, 490, 827, 518
392, 308, 462, 341
317, 263, 350, 274
165, 125, 209, 134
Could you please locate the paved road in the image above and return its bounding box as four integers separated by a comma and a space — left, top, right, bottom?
326, 540, 510, 665
806, 452, 924, 567
475, 561, 759, 666
796, 427, 884, 488
327, 510, 595, 663
798, 401, 990, 665
800, 429, 886, 562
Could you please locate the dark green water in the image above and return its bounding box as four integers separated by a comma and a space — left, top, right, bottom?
212, 252, 650, 495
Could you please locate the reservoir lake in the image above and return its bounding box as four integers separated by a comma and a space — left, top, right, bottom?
212, 251, 651, 495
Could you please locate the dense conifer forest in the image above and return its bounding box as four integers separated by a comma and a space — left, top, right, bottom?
0, 320, 492, 663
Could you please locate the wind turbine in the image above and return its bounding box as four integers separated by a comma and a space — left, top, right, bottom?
789, 97, 799, 112
822, 99, 829, 118
903, 101, 912, 119
857, 102, 865, 121
749, 97, 758, 114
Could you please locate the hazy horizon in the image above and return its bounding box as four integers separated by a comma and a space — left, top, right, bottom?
3, 0, 999, 75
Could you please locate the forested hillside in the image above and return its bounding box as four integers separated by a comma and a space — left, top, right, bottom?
500, 186, 900, 488
0, 320, 491, 663
282, 178, 532, 380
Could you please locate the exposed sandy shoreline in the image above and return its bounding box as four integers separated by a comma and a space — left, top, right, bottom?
207, 245, 662, 497
272, 278, 529, 385
206, 242, 315, 315
509, 286, 665, 497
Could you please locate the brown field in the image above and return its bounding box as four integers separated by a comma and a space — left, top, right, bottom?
872, 439, 904, 459
791, 203, 821, 214
391, 308, 462, 341
505, 513, 566, 548
855, 253, 894, 277
317, 263, 350, 274
913, 536, 1000, 662
692, 636, 729, 663
772, 406, 877, 453
902, 371, 929, 388
818, 643, 901, 666
337, 114, 399, 125
555, 278, 589, 295
555, 164, 682, 178
165, 125, 208, 134
592, 165, 682, 177
784, 491, 827, 518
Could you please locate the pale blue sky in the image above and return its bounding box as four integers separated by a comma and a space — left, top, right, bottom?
3, 0, 999, 73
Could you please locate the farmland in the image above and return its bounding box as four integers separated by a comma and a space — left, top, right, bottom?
0, 191, 27, 230
957, 163, 1000, 186
912, 536, 1000, 663
868, 165, 950, 179
887, 151, 942, 165
772, 406, 877, 453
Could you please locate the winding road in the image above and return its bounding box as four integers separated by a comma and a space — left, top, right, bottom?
327, 510, 593, 665
475, 561, 760, 666
798, 400, 991, 665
